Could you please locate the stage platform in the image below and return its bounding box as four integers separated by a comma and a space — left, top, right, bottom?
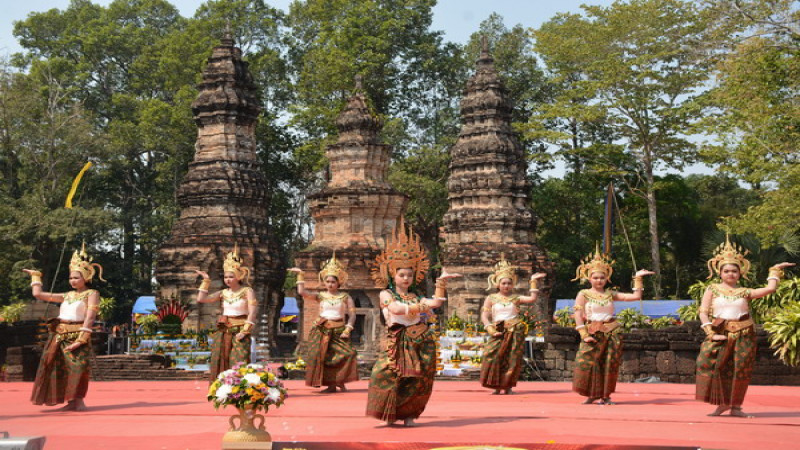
2, 379, 798, 449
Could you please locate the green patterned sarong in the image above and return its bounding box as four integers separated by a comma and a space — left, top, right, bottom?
209, 316, 251, 383
696, 325, 756, 406
304, 320, 358, 388
572, 329, 623, 399
366, 322, 435, 422
31, 323, 90, 406
480, 319, 527, 390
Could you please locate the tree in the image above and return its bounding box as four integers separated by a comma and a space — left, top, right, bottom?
531, 0, 714, 297
696, 0, 799, 245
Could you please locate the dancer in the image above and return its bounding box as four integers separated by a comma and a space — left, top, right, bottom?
289, 252, 358, 393
480, 255, 546, 394
696, 236, 793, 417
571, 246, 654, 404
25, 243, 104, 410
195, 244, 258, 383
365, 221, 459, 426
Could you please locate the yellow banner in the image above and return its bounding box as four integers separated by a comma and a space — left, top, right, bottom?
65, 161, 93, 209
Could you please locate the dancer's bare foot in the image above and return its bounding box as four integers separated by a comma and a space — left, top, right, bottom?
601, 398, 615, 405
492, 389, 501, 395
708, 405, 730, 416
54, 402, 76, 412
337, 384, 347, 392
582, 397, 599, 404
730, 407, 753, 418
72, 398, 87, 411
403, 418, 416, 427
321, 385, 336, 393
504, 388, 513, 395
385, 420, 396, 426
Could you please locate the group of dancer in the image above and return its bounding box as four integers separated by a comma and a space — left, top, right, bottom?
21, 227, 793, 422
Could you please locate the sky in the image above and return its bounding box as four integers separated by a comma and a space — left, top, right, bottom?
0, 0, 616, 55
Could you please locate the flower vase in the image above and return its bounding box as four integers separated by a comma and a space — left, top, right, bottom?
222, 404, 272, 449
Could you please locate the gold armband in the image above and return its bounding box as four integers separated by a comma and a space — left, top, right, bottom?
701, 323, 714, 337
241, 321, 255, 334
342, 324, 353, 336
434, 278, 447, 298
29, 270, 43, 285
76, 331, 91, 345
198, 278, 211, 291
576, 325, 589, 339
529, 278, 539, 291
573, 304, 584, 311
295, 271, 305, 283
486, 325, 497, 335
633, 276, 644, 291
768, 266, 784, 281
89, 305, 100, 312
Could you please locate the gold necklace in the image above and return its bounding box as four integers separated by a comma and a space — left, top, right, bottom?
582, 289, 612, 306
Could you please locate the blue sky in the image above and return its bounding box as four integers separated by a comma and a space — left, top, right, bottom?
1, 0, 614, 55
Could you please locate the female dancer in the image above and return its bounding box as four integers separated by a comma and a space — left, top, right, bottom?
365, 220, 459, 426
572, 246, 654, 404
25, 244, 103, 410
196, 244, 258, 383
480, 255, 546, 394
289, 252, 358, 392
697, 236, 793, 417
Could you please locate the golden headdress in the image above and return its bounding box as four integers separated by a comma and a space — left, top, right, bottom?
572, 243, 614, 282
69, 242, 105, 282
319, 251, 349, 286
372, 219, 429, 288
707, 235, 750, 280
487, 253, 517, 290
223, 243, 251, 283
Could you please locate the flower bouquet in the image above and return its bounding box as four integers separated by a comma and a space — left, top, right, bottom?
208, 363, 287, 447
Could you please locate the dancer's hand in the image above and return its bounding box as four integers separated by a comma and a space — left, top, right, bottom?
583, 336, 597, 343
236, 332, 248, 341
531, 272, 547, 280
66, 342, 83, 352
195, 270, 210, 279
634, 269, 655, 277
772, 262, 795, 269
437, 268, 462, 280
287, 267, 303, 273
711, 334, 728, 341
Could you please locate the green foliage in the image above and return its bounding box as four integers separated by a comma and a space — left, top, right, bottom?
764, 299, 800, 367
135, 314, 159, 335
446, 312, 465, 330
0, 302, 28, 323
616, 308, 650, 332
553, 306, 575, 327
649, 315, 679, 329
677, 302, 699, 322
98, 297, 115, 321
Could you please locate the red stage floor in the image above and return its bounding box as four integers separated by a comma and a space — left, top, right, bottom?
2, 379, 799, 449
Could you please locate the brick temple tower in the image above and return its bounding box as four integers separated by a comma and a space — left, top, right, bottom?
156, 34, 283, 338
293, 77, 408, 355
441, 39, 553, 322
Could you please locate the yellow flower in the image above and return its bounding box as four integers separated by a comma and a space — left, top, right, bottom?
232, 386, 240, 393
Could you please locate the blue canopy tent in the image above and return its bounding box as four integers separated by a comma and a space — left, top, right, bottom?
132, 296, 157, 315
554, 299, 693, 318
280, 297, 299, 323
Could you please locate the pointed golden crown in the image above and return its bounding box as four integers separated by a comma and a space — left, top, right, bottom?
69, 242, 105, 282
371, 219, 429, 288
572, 243, 614, 282
487, 253, 517, 290
223, 243, 251, 283
707, 235, 750, 280
319, 251, 349, 286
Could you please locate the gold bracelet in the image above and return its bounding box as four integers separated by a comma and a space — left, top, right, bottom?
530, 278, 539, 291
633, 276, 644, 290
701, 323, 714, 337
241, 322, 254, 334
198, 278, 211, 291
573, 304, 584, 311
486, 325, 497, 335
577, 327, 590, 339
76, 331, 91, 345
768, 266, 784, 281
29, 270, 43, 285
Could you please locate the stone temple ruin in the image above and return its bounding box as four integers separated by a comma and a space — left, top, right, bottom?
441, 39, 554, 323
155, 34, 283, 347
293, 76, 408, 356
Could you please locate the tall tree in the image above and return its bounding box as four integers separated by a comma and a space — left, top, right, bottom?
532, 0, 713, 297
697, 0, 799, 245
